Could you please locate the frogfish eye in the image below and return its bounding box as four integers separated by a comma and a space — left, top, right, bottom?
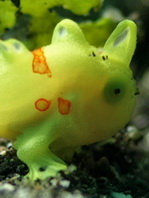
104, 78, 126, 103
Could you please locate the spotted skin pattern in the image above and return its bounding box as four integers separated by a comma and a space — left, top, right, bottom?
32, 49, 72, 114
0, 19, 137, 180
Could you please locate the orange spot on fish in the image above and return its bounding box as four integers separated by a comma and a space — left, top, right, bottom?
32, 48, 52, 77
35, 98, 51, 111
58, 97, 71, 115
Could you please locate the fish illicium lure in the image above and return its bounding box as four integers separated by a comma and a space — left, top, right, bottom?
0, 19, 137, 180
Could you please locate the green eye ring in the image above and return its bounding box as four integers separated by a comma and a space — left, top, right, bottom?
104, 78, 126, 103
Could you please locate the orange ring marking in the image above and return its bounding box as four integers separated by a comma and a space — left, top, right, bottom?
35, 98, 51, 111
